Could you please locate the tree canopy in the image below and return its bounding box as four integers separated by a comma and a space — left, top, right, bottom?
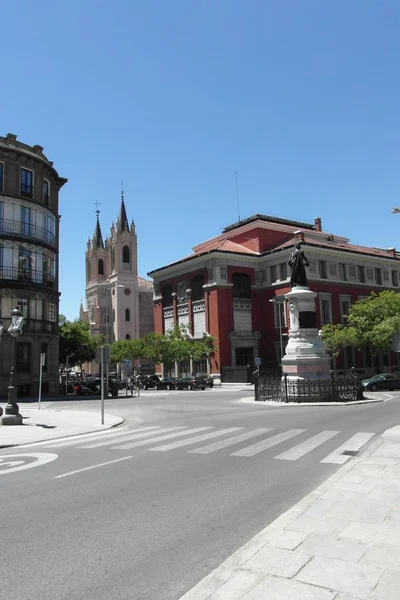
110, 324, 217, 368
321, 291, 400, 357
59, 316, 101, 368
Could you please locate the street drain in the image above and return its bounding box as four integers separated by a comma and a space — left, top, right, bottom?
342, 450, 360, 457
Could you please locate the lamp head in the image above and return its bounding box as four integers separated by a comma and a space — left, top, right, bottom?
8, 307, 24, 336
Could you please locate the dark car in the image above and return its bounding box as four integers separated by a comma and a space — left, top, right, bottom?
176, 376, 206, 391
73, 383, 95, 396
156, 377, 179, 390
362, 373, 400, 391
138, 375, 160, 390
195, 373, 214, 388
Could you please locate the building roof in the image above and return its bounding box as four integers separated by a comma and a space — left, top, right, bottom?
117, 193, 130, 233
194, 238, 259, 255
138, 277, 153, 291
93, 215, 104, 249
148, 212, 400, 277
269, 234, 399, 260
222, 213, 316, 233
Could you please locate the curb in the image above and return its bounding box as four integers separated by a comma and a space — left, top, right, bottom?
179, 433, 384, 600
0, 416, 125, 449
239, 396, 386, 407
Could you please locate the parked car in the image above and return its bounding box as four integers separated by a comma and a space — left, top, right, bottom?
195, 373, 214, 388
176, 376, 206, 391
138, 375, 160, 390
156, 377, 179, 390
73, 383, 95, 396
362, 373, 400, 391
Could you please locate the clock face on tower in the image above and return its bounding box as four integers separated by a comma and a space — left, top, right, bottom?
124, 288, 131, 296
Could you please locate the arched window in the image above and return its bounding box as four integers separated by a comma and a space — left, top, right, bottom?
126, 334, 131, 340
125, 308, 130, 322
162, 285, 173, 307
191, 275, 205, 301
98, 259, 104, 275
232, 273, 251, 298
123, 245, 130, 264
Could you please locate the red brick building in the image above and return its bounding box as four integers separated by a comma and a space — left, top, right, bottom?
148, 214, 400, 382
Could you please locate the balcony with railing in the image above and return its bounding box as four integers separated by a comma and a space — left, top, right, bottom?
0, 218, 56, 246
0, 266, 56, 288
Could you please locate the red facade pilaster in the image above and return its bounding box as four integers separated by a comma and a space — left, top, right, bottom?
207, 286, 234, 374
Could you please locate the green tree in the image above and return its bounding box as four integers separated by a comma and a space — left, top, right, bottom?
322, 291, 400, 367
59, 318, 98, 371
110, 339, 144, 363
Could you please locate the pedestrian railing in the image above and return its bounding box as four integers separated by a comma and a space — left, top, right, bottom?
254, 369, 363, 403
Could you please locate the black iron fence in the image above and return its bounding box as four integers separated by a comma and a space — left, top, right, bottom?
0, 218, 56, 246
0, 266, 56, 287
254, 369, 363, 403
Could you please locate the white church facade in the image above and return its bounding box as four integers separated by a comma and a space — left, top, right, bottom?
80, 193, 153, 374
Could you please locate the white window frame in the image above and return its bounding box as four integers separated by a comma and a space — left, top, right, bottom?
20, 167, 34, 198
43, 178, 50, 206
339, 294, 351, 325
279, 262, 287, 281
318, 260, 327, 279
338, 263, 347, 281
273, 301, 287, 328
319, 293, 332, 325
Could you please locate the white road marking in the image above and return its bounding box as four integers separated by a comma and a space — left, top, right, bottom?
55, 456, 132, 479
46, 426, 162, 448
19, 426, 156, 448
0, 453, 58, 475
275, 430, 340, 461
113, 427, 213, 450
82, 427, 185, 449
149, 428, 243, 452
231, 429, 307, 457
188, 428, 274, 454
321, 432, 375, 464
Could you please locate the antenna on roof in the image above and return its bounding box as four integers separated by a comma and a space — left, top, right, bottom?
235, 171, 240, 222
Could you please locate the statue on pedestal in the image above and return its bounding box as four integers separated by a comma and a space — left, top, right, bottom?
288, 242, 309, 288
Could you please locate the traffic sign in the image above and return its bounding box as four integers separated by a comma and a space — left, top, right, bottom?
123, 359, 132, 368
255, 357, 261, 367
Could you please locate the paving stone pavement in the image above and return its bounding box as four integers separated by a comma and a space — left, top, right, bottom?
179, 425, 400, 600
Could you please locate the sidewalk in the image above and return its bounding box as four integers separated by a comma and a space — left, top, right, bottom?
180, 425, 400, 600
0, 406, 123, 447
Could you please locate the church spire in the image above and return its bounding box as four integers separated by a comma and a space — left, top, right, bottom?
93, 209, 104, 249
117, 180, 130, 233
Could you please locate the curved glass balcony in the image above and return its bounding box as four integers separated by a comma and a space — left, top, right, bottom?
0, 218, 56, 247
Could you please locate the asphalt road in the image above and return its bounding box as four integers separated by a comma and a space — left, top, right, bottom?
1, 387, 399, 600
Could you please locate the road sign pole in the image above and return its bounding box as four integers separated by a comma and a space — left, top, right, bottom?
38, 353, 45, 410
100, 347, 105, 425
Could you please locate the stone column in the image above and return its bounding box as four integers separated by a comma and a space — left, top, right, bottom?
282, 286, 330, 382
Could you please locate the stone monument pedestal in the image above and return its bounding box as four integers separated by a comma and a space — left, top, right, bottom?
281, 286, 331, 400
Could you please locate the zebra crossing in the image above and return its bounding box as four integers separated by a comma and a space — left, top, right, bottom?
28, 424, 377, 464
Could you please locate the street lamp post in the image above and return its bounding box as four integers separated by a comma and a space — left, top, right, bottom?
0, 307, 24, 426
102, 282, 123, 393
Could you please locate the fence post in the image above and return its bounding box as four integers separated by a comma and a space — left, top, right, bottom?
330, 369, 335, 401
283, 372, 288, 402
254, 370, 259, 401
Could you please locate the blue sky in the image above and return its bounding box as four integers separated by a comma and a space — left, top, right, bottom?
2, 1, 400, 320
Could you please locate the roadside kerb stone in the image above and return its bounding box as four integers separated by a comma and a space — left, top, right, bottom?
0, 408, 125, 447
240, 396, 386, 407
179, 428, 400, 600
